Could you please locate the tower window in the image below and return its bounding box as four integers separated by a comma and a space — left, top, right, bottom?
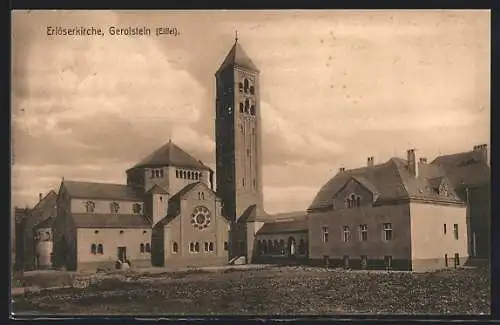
238, 82, 243, 93
245, 99, 249, 113
249, 86, 255, 95
240, 102, 244, 113
250, 105, 255, 115
244, 78, 249, 92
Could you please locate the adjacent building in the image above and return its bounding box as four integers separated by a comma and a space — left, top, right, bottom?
307, 150, 470, 272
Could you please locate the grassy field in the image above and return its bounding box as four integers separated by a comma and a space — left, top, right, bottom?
12, 265, 490, 316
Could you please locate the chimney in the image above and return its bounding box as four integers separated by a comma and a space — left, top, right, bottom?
407, 149, 419, 178
419, 157, 427, 164
339, 167, 345, 172
473, 144, 488, 165
367, 157, 374, 167
39, 193, 43, 202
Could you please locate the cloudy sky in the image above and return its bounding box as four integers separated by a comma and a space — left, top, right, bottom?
11, 10, 490, 214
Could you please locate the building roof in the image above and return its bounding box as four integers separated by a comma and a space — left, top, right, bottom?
130, 140, 211, 171
431, 150, 490, 188
216, 40, 259, 74
309, 157, 463, 211
22, 191, 58, 230
34, 216, 55, 229
63, 180, 142, 201
71, 213, 151, 228
257, 216, 308, 235
147, 184, 169, 195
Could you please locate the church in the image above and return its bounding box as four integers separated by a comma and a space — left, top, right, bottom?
14, 37, 490, 272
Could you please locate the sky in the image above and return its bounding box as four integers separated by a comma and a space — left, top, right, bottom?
11, 10, 490, 214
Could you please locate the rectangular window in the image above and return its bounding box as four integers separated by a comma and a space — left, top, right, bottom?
321, 226, 329, 243
342, 226, 350, 242
224, 241, 228, 251
453, 224, 459, 240
443, 223, 447, 234
384, 255, 392, 270
359, 224, 368, 241
383, 223, 392, 241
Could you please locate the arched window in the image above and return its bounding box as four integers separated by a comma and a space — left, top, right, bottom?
155, 170, 160, 178
209, 242, 214, 252
97, 244, 103, 254
194, 242, 200, 252
145, 243, 151, 253
356, 196, 361, 207
240, 102, 244, 113
249, 86, 255, 95
190, 242, 195, 252
194, 173, 198, 180
245, 99, 249, 113
183, 171, 187, 179
250, 105, 255, 115
91, 244, 97, 254
172, 242, 178, 253
86, 201, 95, 213
140, 243, 145, 253
244, 78, 249, 92
299, 239, 306, 255
176, 170, 179, 178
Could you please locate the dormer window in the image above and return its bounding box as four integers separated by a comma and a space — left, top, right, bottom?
85, 201, 95, 213
110, 202, 120, 214
345, 194, 361, 209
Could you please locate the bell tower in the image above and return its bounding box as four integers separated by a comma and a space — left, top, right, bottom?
215, 36, 264, 226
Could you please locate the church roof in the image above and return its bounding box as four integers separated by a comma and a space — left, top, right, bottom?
216, 41, 259, 74
308, 157, 463, 211
130, 140, 211, 171
147, 184, 169, 195
71, 213, 150, 228
431, 150, 490, 189
63, 180, 142, 201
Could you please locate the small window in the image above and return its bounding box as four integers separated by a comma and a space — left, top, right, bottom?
110, 202, 120, 214
453, 224, 459, 240
224, 241, 228, 251
249, 86, 255, 95
176, 170, 179, 178
240, 102, 244, 113
85, 201, 95, 213
383, 223, 392, 241
91, 244, 97, 254
454, 253, 460, 266
360, 224, 368, 241
238, 82, 243, 93
172, 242, 178, 253
195, 242, 200, 253
160, 169, 164, 178
443, 224, 447, 234
250, 105, 255, 115
140, 243, 145, 253
97, 244, 103, 254
242, 178, 245, 187
445, 253, 448, 267
119, 230, 124, 234
151, 170, 155, 178
155, 170, 160, 178
322, 226, 329, 243
244, 78, 249, 92
94, 230, 99, 234
133, 203, 142, 214
145, 243, 151, 253
245, 99, 249, 113
190, 242, 195, 253
204, 242, 209, 252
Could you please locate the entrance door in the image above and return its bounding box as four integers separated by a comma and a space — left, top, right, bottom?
117, 246, 127, 262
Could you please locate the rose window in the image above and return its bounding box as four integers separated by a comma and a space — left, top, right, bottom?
191, 206, 211, 230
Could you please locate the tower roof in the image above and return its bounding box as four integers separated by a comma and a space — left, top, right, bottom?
216, 40, 259, 74
131, 140, 211, 171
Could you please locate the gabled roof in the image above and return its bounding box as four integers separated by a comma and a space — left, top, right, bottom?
147, 184, 169, 195
63, 180, 142, 201
431, 150, 490, 188
309, 157, 462, 211
130, 140, 211, 171
71, 213, 150, 228
34, 216, 55, 229
216, 41, 259, 74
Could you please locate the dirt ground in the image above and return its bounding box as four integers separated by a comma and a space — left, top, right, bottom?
12, 265, 490, 316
